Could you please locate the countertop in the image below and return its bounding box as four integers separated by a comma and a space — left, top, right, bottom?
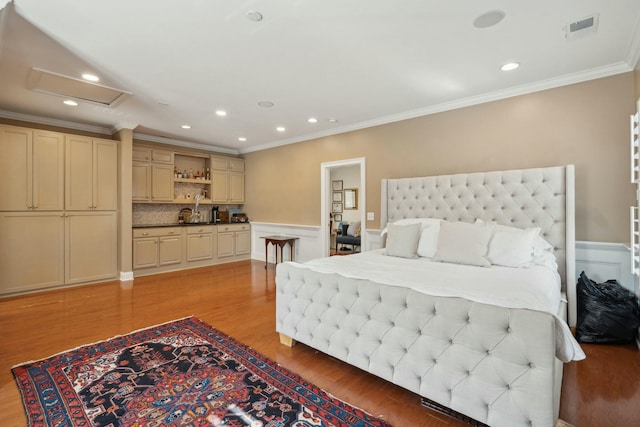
133, 222, 249, 229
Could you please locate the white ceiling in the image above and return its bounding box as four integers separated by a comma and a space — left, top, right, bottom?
1, 0, 639, 154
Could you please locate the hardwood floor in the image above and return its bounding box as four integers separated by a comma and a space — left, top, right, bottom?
1, 260, 638, 427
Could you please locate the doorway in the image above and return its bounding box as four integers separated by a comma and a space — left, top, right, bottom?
320, 158, 366, 257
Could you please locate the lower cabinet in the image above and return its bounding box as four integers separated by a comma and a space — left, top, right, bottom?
217, 224, 251, 258
133, 227, 182, 269
65, 212, 117, 284
0, 212, 65, 295
0, 211, 118, 295
186, 225, 214, 262
132, 224, 250, 276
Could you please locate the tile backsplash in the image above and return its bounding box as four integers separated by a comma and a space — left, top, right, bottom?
132, 204, 241, 225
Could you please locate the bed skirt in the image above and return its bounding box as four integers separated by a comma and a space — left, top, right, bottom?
275, 262, 563, 427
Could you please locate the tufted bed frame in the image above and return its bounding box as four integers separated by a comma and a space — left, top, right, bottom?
275, 165, 576, 427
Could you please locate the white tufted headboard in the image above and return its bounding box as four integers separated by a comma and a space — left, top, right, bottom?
380, 165, 577, 325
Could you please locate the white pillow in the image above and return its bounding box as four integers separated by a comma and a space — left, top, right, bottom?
384, 223, 421, 259
347, 221, 361, 237
381, 217, 441, 238
487, 227, 539, 268
475, 219, 557, 270
416, 221, 441, 258
433, 221, 492, 267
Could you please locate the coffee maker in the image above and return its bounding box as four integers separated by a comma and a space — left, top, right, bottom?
211, 206, 220, 224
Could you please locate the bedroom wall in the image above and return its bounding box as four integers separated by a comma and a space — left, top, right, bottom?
243, 72, 637, 244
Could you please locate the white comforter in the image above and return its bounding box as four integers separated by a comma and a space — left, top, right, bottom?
291, 249, 585, 362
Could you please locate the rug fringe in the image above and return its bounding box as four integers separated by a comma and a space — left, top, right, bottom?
11, 315, 196, 369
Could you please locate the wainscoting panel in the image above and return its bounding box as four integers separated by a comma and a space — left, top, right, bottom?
250, 222, 325, 265
575, 241, 636, 295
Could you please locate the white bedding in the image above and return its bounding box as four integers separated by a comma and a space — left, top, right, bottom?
290, 249, 585, 362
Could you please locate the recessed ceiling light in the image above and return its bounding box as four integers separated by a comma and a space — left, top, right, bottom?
328, 118, 338, 123
63, 99, 78, 106
181, 125, 191, 129
216, 110, 227, 117
258, 101, 274, 108
500, 62, 520, 71
307, 117, 318, 123
238, 137, 247, 142
246, 10, 263, 22
276, 126, 286, 132
82, 73, 99, 82
473, 10, 506, 29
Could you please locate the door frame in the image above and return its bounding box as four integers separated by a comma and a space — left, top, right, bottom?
320, 157, 366, 256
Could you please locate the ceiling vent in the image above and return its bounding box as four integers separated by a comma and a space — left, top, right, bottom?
27, 67, 132, 106
565, 14, 599, 40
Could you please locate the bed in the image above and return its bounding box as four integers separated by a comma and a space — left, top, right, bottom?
275, 165, 585, 427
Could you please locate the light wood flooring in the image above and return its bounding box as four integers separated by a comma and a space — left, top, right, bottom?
1, 260, 638, 427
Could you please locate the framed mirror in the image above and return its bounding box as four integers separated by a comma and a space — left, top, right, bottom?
344, 188, 358, 209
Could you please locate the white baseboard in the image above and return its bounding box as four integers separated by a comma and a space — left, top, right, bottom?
119, 271, 134, 281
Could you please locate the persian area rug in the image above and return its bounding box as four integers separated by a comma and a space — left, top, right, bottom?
12, 317, 392, 427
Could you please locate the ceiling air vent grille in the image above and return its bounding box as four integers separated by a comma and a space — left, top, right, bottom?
27, 67, 132, 106
566, 14, 599, 40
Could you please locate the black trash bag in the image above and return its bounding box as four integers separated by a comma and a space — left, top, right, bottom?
576, 271, 640, 344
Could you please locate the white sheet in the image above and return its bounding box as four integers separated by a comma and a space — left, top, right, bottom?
291, 249, 585, 362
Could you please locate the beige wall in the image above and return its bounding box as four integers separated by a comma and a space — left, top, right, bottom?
244, 72, 637, 243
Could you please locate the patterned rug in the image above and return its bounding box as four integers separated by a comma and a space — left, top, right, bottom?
12, 317, 391, 427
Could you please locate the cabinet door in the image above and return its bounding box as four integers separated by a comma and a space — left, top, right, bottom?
229, 158, 245, 172
235, 230, 251, 255
0, 212, 64, 295
0, 125, 31, 210
152, 164, 174, 201
32, 131, 65, 211
159, 235, 182, 265
133, 238, 159, 269
132, 162, 151, 201
229, 172, 245, 204
94, 139, 118, 210
65, 212, 118, 284
152, 149, 174, 164
132, 146, 151, 162
210, 170, 229, 203
65, 135, 93, 210
210, 156, 229, 170
217, 232, 235, 258
187, 233, 213, 261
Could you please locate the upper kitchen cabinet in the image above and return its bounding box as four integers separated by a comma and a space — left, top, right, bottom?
132, 147, 174, 202
65, 135, 118, 210
0, 125, 64, 211
210, 155, 244, 204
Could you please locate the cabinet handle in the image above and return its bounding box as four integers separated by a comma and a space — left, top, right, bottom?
142, 232, 149, 235
168, 231, 174, 234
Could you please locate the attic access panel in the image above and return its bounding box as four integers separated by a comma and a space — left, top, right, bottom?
27, 67, 132, 106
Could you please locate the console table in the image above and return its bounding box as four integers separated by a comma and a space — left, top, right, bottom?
261, 235, 299, 269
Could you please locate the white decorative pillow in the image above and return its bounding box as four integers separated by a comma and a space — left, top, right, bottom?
487, 227, 539, 268
381, 217, 440, 238
416, 221, 441, 258
347, 221, 361, 237
384, 223, 421, 259
433, 221, 492, 267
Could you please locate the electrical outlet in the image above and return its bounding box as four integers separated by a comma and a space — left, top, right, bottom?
367, 212, 375, 221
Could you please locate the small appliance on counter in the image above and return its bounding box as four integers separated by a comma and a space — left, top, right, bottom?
178, 207, 192, 224
231, 213, 249, 223
211, 206, 220, 224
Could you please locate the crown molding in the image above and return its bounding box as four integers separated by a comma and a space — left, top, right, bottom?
0, 109, 113, 135
240, 62, 633, 153
132, 132, 238, 155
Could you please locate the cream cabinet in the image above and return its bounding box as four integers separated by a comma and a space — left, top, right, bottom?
151, 164, 174, 201
210, 156, 244, 204
65, 212, 118, 284
65, 135, 118, 210
217, 224, 250, 259
0, 125, 64, 211
133, 147, 174, 202
0, 212, 65, 294
133, 227, 183, 269
186, 225, 215, 262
